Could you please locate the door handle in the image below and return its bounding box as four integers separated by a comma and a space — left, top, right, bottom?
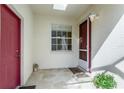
16, 49, 20, 58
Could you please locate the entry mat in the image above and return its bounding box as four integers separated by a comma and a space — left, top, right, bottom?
18, 85, 36, 89
69, 67, 83, 74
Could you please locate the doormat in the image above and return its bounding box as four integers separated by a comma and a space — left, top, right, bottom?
18, 85, 36, 89
69, 67, 83, 74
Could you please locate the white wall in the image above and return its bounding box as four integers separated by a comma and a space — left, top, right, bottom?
79, 5, 124, 72
33, 14, 79, 69
11, 4, 34, 85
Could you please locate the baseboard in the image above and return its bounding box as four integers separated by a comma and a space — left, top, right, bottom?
38, 66, 78, 70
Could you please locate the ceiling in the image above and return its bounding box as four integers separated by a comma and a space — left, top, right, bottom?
30, 4, 91, 19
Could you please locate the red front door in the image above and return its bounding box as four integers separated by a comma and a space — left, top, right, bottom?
79, 18, 91, 72
0, 4, 21, 89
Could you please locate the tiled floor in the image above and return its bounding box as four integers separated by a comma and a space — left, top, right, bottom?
25, 68, 124, 89
25, 68, 94, 89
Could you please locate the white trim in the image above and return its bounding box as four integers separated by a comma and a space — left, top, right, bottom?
87, 18, 90, 71
6, 4, 24, 85
79, 49, 87, 51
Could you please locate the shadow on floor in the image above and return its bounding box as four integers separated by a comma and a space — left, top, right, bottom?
92, 56, 124, 79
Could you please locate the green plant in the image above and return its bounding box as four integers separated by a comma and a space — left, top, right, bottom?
93, 72, 117, 89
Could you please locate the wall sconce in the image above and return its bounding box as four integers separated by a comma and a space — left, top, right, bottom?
89, 12, 99, 22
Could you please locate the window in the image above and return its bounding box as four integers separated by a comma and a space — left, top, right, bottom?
51, 24, 72, 51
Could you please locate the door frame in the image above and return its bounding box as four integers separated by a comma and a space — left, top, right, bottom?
1, 4, 24, 86
79, 17, 91, 73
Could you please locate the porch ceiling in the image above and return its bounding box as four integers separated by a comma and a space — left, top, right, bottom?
29, 4, 91, 19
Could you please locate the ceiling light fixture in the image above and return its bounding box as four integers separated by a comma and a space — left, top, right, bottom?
89, 12, 99, 22
53, 4, 68, 11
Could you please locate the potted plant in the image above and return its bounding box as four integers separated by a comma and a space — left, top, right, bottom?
93, 72, 117, 89
33, 63, 39, 72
